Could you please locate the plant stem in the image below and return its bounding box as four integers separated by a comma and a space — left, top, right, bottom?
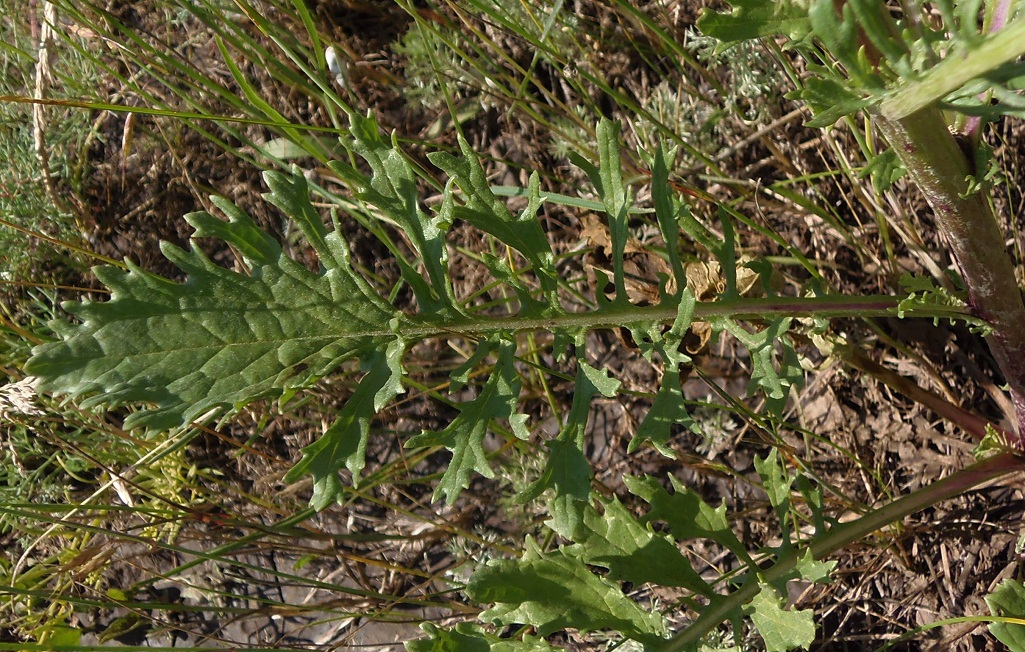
389, 293, 968, 342
662, 451, 1025, 651
874, 109, 1025, 443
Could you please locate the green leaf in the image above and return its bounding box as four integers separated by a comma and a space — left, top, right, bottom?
845, 0, 907, 65
625, 474, 753, 567
264, 167, 349, 272
479, 251, 549, 316
569, 497, 715, 597
571, 119, 631, 303
795, 550, 836, 584
754, 449, 795, 512
41, 624, 83, 647
406, 341, 523, 504
330, 113, 454, 313
26, 172, 401, 430
745, 584, 816, 652
987, 579, 1025, 651
629, 364, 692, 457
649, 144, 686, 289
788, 77, 876, 127
794, 474, 829, 536
406, 623, 490, 652
406, 622, 562, 652
284, 337, 405, 510
467, 537, 667, 647
630, 289, 697, 455
696, 0, 811, 45
97, 613, 144, 644
429, 137, 557, 300
518, 360, 620, 537
719, 317, 801, 409
712, 207, 740, 300
858, 147, 906, 194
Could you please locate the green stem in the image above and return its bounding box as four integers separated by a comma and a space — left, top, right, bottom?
395, 293, 967, 341
874, 109, 1025, 443
879, 18, 1025, 120
662, 451, 1025, 650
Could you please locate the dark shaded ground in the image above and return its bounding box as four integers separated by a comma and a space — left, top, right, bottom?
10, 0, 1025, 650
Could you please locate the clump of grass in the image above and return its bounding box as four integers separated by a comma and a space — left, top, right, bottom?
0, 1, 100, 280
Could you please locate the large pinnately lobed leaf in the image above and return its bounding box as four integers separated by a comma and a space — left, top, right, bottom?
25, 169, 403, 430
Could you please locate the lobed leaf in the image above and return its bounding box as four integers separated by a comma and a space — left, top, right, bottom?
788, 77, 876, 127
283, 338, 405, 510
406, 341, 525, 504
568, 497, 715, 597
696, 0, 811, 45
329, 112, 455, 314
649, 144, 686, 288
467, 537, 667, 647
429, 136, 558, 303
629, 289, 698, 455
795, 550, 836, 584
717, 316, 802, 415
895, 272, 967, 321
571, 119, 631, 303
746, 584, 816, 652
26, 173, 401, 430
625, 474, 753, 568
518, 359, 620, 537
407, 622, 561, 652
754, 449, 796, 513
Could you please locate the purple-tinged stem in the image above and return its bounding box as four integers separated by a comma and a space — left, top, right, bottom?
876, 108, 1025, 444
963, 0, 1013, 138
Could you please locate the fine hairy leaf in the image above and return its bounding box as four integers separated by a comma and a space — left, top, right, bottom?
25, 172, 401, 430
